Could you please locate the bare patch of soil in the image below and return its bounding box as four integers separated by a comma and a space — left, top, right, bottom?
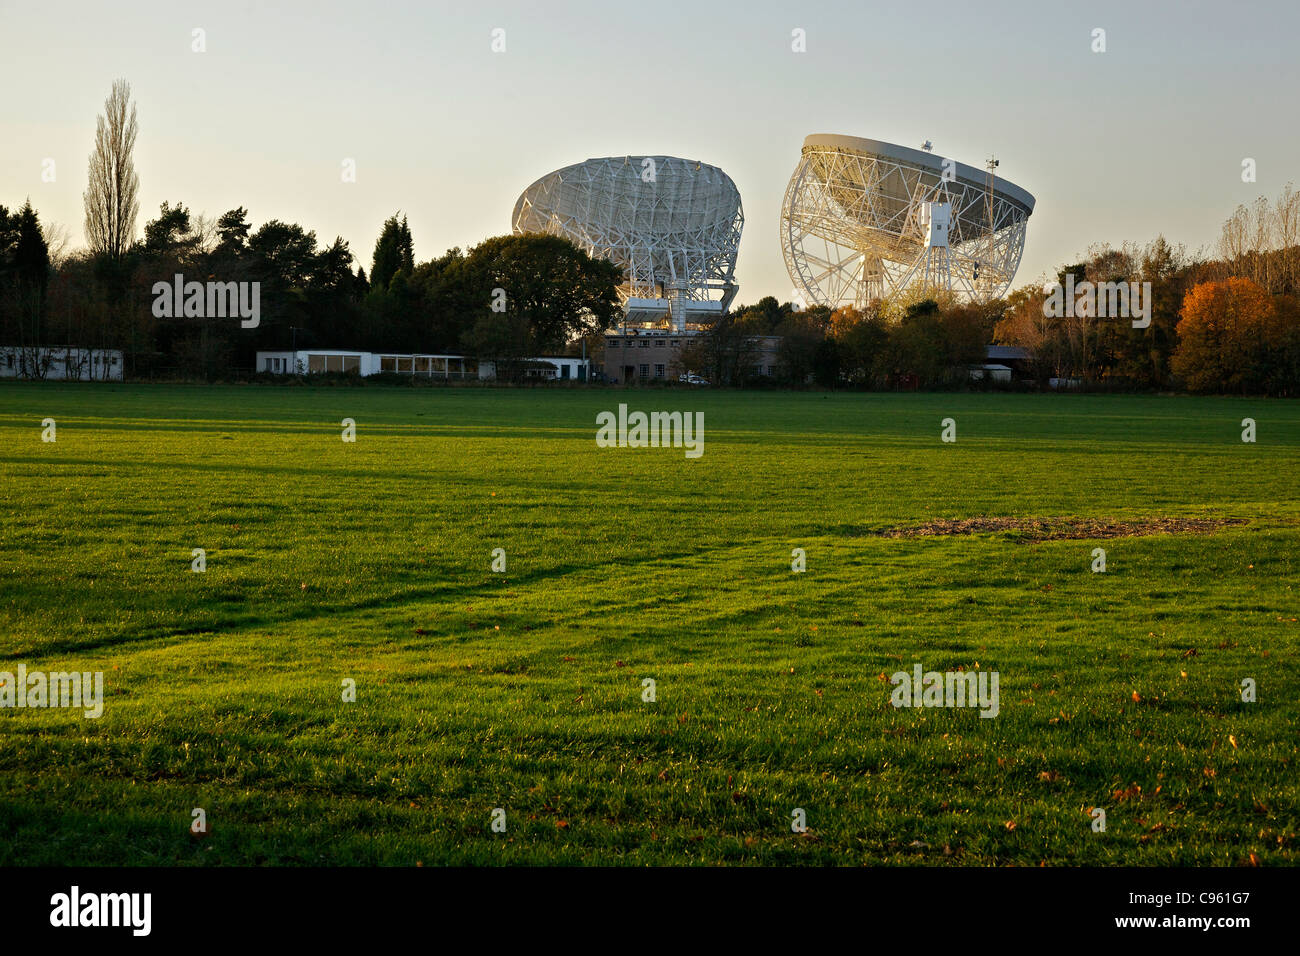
872, 516, 1248, 542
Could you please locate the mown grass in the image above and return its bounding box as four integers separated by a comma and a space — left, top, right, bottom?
0, 383, 1296, 865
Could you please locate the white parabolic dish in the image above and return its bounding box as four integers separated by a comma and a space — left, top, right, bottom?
513, 156, 744, 325
781, 134, 1035, 308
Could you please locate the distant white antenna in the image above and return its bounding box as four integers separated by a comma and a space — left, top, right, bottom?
985, 156, 999, 235
982, 156, 1000, 290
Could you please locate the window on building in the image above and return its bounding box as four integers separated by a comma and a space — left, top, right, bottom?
397, 357, 412, 373
608, 339, 619, 348
639, 340, 648, 348
767, 366, 777, 377
381, 356, 397, 372
343, 355, 360, 373
639, 364, 649, 379
671, 340, 680, 348
654, 364, 665, 379
309, 353, 327, 372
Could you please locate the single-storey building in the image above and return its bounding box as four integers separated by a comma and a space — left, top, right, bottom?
967, 363, 1013, 383
254, 350, 588, 382
0, 346, 124, 381
507, 356, 590, 381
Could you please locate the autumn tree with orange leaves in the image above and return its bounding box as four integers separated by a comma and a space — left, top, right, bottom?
1172, 277, 1276, 393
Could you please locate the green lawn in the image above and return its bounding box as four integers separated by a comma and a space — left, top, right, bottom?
0, 382, 1296, 865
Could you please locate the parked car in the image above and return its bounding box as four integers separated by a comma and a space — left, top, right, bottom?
678, 373, 710, 385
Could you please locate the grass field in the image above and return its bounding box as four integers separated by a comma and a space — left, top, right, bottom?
1, 382, 1297, 866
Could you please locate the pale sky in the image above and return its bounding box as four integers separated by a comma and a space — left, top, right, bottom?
3, 0, 1297, 302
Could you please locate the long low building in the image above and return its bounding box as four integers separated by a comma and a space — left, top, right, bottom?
1, 346, 124, 381
255, 350, 590, 381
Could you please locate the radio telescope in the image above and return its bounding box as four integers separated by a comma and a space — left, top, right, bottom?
781, 134, 1035, 309
513, 155, 743, 330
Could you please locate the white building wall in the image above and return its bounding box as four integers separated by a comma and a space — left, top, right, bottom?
254, 350, 590, 381
0, 347, 124, 381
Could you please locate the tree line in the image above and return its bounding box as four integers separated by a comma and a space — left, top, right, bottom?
673, 190, 1300, 395
0, 80, 620, 381
6, 78, 1300, 394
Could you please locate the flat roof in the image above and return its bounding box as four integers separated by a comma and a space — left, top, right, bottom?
987, 345, 1030, 359
802, 134, 1035, 212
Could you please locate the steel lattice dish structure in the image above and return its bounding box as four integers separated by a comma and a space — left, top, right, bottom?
512, 156, 743, 330
781, 134, 1035, 308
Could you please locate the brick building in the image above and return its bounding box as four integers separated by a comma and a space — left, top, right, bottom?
602, 329, 783, 384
